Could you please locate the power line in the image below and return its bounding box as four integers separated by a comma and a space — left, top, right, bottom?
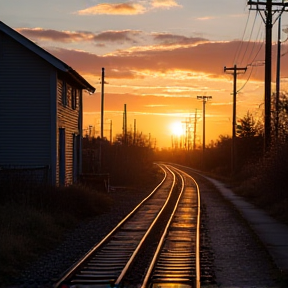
233, 10, 252, 65
239, 11, 260, 66
248, 0, 288, 151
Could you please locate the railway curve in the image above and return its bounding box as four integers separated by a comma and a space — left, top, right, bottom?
54, 164, 201, 288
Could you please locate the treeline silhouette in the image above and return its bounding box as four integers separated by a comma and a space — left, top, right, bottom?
82, 131, 157, 187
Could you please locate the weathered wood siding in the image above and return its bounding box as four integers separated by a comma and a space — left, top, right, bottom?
0, 31, 52, 168
56, 79, 81, 185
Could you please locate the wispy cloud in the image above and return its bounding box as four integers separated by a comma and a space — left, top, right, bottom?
196, 16, 218, 21
76, 0, 181, 15
46, 40, 266, 83
16, 26, 268, 86
93, 30, 142, 43
17, 28, 143, 44
77, 2, 146, 15
17, 27, 209, 50
152, 32, 207, 46
16, 28, 94, 43
151, 0, 181, 8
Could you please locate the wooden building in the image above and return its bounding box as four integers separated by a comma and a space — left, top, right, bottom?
0, 21, 95, 186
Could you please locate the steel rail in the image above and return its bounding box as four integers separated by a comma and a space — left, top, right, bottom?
114, 164, 176, 285
141, 166, 185, 288
170, 165, 201, 288
141, 165, 201, 288
54, 164, 176, 288
54, 164, 167, 288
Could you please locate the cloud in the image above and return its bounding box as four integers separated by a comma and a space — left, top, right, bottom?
76, 0, 181, 15
17, 27, 210, 53
77, 2, 146, 15
17, 27, 143, 44
151, 0, 181, 8
196, 16, 218, 21
93, 30, 142, 43
152, 32, 207, 46
46, 40, 266, 83
17, 27, 269, 88
17, 28, 94, 43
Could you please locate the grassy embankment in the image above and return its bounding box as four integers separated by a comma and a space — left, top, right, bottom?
233, 144, 288, 225
0, 163, 162, 286
0, 182, 113, 285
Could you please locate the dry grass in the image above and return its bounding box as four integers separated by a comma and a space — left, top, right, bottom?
0, 161, 161, 285
233, 143, 288, 225
0, 183, 113, 285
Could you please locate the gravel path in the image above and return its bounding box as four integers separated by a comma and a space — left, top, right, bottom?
194, 174, 282, 288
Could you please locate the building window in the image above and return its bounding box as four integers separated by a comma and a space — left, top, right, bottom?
62, 81, 67, 106
67, 85, 72, 107
72, 88, 78, 110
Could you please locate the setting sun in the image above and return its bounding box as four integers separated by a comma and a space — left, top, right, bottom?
170, 121, 184, 136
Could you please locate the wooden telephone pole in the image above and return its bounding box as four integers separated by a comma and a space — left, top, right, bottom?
197, 96, 212, 169
248, 1, 288, 151
193, 109, 198, 150
100, 67, 105, 139
224, 65, 247, 174
123, 104, 127, 145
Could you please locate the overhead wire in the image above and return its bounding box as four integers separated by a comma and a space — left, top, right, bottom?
239, 11, 260, 66
233, 8, 266, 93
237, 66, 254, 93
237, 36, 265, 93
246, 17, 264, 65
233, 9, 251, 65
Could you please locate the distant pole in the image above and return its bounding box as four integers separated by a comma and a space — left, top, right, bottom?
149, 133, 151, 147
224, 65, 246, 175
110, 120, 112, 143
197, 96, 212, 169
133, 119, 136, 145
181, 117, 191, 150
101, 67, 105, 139
193, 109, 197, 150
123, 104, 127, 145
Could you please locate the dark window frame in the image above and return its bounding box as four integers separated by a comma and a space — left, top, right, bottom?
72, 88, 78, 110
62, 81, 67, 106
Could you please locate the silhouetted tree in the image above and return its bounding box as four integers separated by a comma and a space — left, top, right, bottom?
236, 111, 262, 138
272, 91, 288, 143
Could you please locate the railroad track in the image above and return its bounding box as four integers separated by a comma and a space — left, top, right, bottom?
54, 164, 201, 288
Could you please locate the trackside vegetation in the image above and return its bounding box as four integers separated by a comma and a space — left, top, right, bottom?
0, 133, 160, 285
0, 183, 113, 284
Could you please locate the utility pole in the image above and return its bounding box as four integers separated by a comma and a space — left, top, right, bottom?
98, 67, 105, 173
133, 119, 136, 145
224, 65, 247, 175
248, 1, 288, 151
123, 104, 127, 145
276, 15, 281, 139
100, 67, 105, 139
110, 120, 112, 144
197, 96, 212, 169
194, 109, 197, 150
182, 116, 192, 150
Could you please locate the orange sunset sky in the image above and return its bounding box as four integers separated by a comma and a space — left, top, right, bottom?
1, 0, 288, 148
